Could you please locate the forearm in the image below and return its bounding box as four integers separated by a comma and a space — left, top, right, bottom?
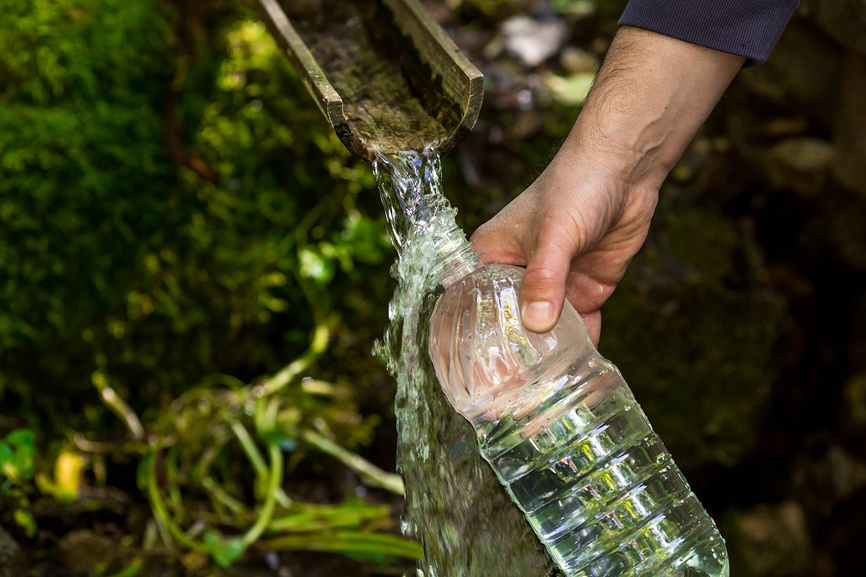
558, 26, 746, 193
471, 26, 751, 339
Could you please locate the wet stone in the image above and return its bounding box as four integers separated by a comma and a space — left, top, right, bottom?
740, 21, 842, 127
831, 51, 866, 197
501, 16, 569, 67
733, 502, 814, 577
815, 0, 866, 55
559, 46, 599, 75
57, 529, 120, 572
0, 525, 26, 577
763, 137, 834, 197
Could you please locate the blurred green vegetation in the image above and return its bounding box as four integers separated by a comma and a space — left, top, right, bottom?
0, 0, 413, 571
0, 0, 395, 436
0, 429, 37, 538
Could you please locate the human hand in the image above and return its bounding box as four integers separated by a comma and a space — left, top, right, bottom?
470, 142, 658, 346
471, 27, 745, 345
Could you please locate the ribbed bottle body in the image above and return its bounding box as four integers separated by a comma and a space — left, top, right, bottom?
429, 263, 729, 577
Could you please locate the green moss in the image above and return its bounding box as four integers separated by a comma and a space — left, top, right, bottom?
600, 206, 785, 469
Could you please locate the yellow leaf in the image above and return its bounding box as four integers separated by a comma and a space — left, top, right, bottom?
546, 72, 595, 106
55, 451, 85, 500
38, 451, 86, 503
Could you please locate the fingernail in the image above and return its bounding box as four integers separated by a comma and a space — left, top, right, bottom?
522, 301, 554, 332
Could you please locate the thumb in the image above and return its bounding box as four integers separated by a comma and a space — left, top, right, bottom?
519, 239, 575, 333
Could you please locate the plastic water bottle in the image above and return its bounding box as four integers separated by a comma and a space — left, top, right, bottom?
427, 233, 730, 577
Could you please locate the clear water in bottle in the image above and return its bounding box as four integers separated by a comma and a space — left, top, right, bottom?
428, 261, 730, 577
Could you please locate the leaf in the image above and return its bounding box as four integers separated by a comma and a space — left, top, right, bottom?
4, 429, 35, 449
136, 452, 154, 491
298, 246, 336, 284
260, 530, 424, 563
551, 0, 596, 16
107, 560, 144, 577
53, 451, 85, 502
0, 429, 35, 483
546, 72, 595, 106
203, 531, 246, 568
0, 444, 13, 474
13, 508, 37, 538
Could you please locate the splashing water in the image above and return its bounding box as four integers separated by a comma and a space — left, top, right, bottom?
373, 149, 557, 577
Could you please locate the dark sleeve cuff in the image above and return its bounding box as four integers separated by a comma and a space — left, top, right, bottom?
618, 0, 801, 66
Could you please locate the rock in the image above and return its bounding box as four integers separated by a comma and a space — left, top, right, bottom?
793, 445, 866, 517
501, 16, 569, 67
826, 444, 866, 498
825, 198, 866, 270
831, 51, 866, 197
844, 372, 866, 429
763, 137, 835, 197
814, 0, 866, 54
0, 525, 27, 577
740, 21, 843, 127
513, 109, 543, 139
283, 0, 322, 19
559, 46, 599, 74
57, 529, 118, 572
419, 0, 452, 25
734, 501, 815, 576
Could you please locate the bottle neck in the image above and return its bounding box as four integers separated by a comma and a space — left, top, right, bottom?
429, 226, 484, 288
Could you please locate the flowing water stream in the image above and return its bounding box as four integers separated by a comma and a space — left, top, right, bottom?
373, 149, 558, 577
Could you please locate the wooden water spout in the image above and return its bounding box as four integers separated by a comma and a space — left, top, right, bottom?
252, 0, 484, 162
